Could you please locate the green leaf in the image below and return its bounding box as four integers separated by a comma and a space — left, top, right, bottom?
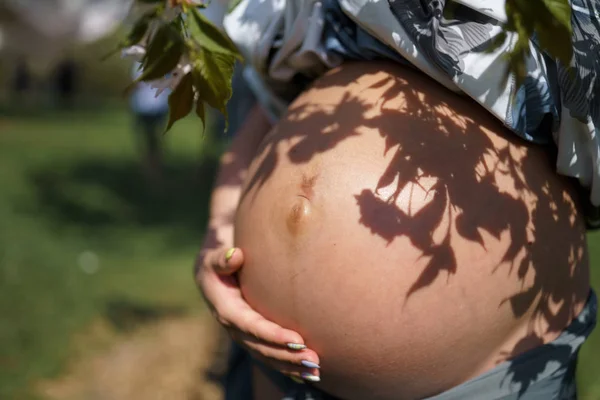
536, 23, 573, 65
123, 7, 161, 48
484, 31, 508, 54
195, 100, 206, 133
137, 44, 183, 84
182, 1, 207, 12
143, 25, 175, 69
188, 8, 242, 60
192, 49, 235, 123
125, 25, 185, 88
542, 0, 572, 29
502, 0, 573, 91
506, 45, 529, 90
101, 8, 158, 60
535, 0, 573, 65
166, 73, 195, 132
125, 15, 151, 47
124, 48, 183, 96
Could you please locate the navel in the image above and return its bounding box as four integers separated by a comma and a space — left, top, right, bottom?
287, 196, 312, 236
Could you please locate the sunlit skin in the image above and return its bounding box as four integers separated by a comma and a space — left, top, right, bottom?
234, 62, 590, 400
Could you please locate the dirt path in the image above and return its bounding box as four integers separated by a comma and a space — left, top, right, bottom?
38, 314, 231, 400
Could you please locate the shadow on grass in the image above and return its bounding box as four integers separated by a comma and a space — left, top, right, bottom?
23, 155, 220, 244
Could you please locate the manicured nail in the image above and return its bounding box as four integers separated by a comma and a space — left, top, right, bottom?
286, 343, 306, 350
301, 373, 321, 382
290, 376, 305, 384
301, 360, 320, 369
225, 248, 236, 262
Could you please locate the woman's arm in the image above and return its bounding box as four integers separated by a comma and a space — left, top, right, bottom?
202, 104, 272, 252
195, 104, 321, 378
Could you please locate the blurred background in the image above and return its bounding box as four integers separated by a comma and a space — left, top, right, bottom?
0, 1, 240, 399
0, 1, 599, 400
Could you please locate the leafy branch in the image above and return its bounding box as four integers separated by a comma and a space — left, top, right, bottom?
497, 0, 573, 88
112, 0, 576, 133
114, 0, 241, 133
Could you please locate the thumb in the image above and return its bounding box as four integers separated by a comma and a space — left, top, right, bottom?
214, 247, 244, 275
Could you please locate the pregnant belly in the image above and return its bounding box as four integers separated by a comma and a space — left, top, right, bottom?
234, 62, 589, 400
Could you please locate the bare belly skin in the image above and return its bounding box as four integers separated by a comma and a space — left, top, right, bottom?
234, 62, 590, 400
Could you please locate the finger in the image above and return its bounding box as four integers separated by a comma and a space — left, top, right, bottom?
222, 295, 307, 349
198, 249, 309, 352
201, 269, 307, 351
246, 349, 321, 381
207, 247, 244, 275
230, 330, 320, 368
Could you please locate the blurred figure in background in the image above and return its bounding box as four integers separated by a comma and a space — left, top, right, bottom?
129, 61, 170, 185
52, 57, 78, 108
11, 56, 32, 106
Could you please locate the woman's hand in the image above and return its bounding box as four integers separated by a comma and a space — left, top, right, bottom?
195, 246, 321, 381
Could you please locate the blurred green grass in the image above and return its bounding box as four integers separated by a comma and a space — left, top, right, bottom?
0, 106, 599, 399
0, 105, 225, 399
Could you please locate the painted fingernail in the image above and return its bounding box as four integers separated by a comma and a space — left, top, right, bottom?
301, 373, 321, 382
225, 248, 236, 262
301, 360, 320, 369
290, 376, 305, 384
286, 343, 306, 350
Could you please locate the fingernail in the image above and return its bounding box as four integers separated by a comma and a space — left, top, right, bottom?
301, 360, 320, 369
225, 248, 236, 262
290, 376, 305, 384
286, 343, 306, 350
301, 373, 320, 382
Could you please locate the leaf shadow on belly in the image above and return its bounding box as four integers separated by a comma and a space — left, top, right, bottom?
240, 90, 365, 202
240, 63, 589, 370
